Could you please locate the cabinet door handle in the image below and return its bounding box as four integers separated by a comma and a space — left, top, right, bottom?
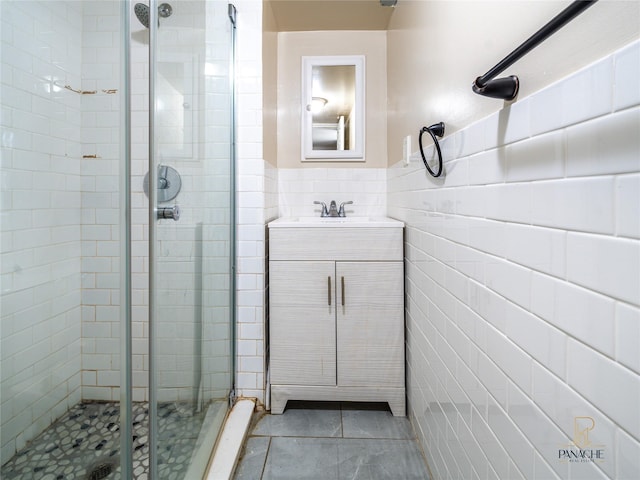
341, 276, 345, 306
328, 276, 332, 306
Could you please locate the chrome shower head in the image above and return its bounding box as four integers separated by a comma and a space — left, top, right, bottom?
134, 3, 150, 27
134, 3, 173, 28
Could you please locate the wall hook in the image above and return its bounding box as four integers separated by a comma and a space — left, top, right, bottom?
419, 122, 445, 178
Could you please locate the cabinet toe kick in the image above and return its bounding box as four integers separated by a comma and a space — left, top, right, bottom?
270, 385, 406, 417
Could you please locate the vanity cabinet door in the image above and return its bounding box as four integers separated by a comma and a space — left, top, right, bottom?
269, 261, 337, 386
336, 261, 404, 388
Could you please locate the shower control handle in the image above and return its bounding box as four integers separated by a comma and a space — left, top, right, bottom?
156, 205, 181, 221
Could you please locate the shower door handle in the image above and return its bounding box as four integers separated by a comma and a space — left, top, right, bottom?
156, 204, 181, 221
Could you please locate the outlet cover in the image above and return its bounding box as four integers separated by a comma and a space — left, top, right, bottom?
403, 135, 411, 166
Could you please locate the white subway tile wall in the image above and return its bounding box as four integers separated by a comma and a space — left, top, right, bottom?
1, 1, 84, 463
278, 168, 387, 218
388, 41, 640, 480
80, 0, 123, 403
128, 4, 151, 403
234, 0, 269, 403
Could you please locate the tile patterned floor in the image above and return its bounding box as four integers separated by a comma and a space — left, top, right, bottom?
1, 401, 206, 480
233, 402, 432, 480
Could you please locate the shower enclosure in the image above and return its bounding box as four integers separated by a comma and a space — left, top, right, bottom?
1, 0, 236, 478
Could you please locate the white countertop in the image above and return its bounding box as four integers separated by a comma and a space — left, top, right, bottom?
268, 217, 404, 228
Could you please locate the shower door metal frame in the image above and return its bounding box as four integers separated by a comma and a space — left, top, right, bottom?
148, 1, 159, 478
228, 2, 238, 409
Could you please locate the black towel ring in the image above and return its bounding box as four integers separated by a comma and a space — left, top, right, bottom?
419, 122, 445, 178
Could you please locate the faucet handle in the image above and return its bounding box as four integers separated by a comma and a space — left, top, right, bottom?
313, 201, 328, 217
338, 201, 353, 217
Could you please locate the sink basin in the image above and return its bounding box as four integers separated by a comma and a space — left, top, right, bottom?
268, 217, 404, 228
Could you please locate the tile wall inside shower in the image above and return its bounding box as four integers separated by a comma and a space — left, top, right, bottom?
1, 0, 84, 464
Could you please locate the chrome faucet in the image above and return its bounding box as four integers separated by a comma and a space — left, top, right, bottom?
314, 200, 353, 217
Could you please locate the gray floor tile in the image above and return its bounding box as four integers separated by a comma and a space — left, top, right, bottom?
252, 402, 342, 438
234, 437, 270, 480
337, 438, 430, 480
342, 405, 415, 439
235, 402, 431, 480
260, 437, 430, 480
262, 437, 340, 480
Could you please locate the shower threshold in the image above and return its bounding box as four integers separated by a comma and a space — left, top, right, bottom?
2, 400, 226, 479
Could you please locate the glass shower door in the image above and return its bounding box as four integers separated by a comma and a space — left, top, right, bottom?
148, 0, 235, 477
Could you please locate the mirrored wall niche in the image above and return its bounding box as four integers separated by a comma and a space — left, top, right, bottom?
301, 55, 365, 161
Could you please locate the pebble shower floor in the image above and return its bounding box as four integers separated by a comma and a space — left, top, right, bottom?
2, 401, 206, 479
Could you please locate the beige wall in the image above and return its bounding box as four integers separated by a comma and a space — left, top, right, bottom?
262, 1, 278, 167
277, 31, 387, 168
387, 0, 640, 166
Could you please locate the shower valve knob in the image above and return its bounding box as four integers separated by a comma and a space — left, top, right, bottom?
156, 205, 180, 221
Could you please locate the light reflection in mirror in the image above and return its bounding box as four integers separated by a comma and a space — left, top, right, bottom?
311, 65, 355, 151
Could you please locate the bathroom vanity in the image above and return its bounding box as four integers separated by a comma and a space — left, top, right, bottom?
267, 217, 406, 416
